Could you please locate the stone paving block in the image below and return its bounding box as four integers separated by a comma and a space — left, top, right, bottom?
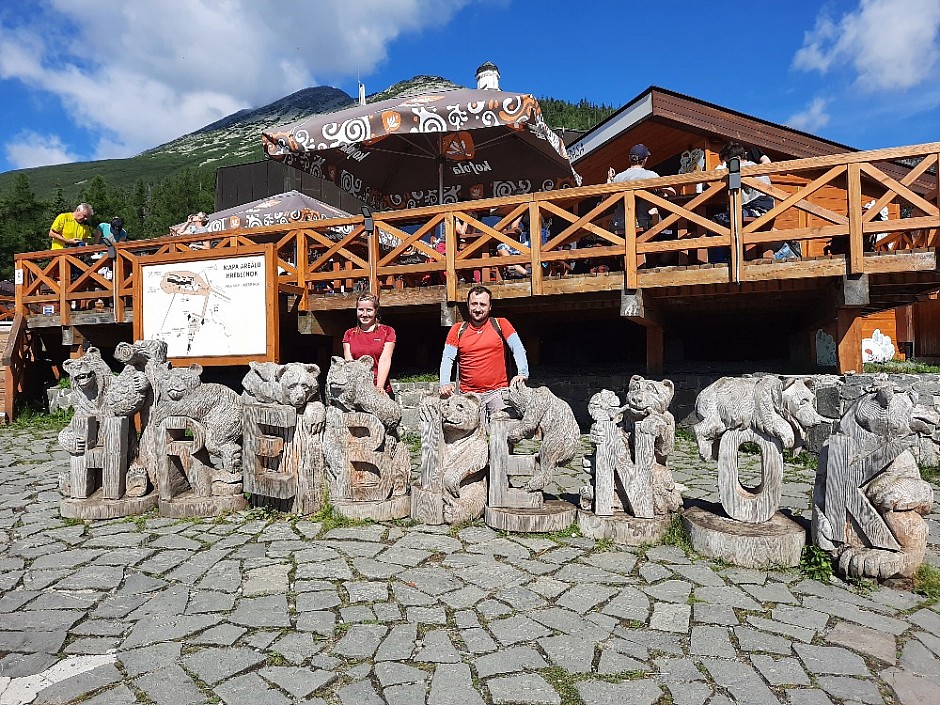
557, 583, 617, 614
794, 644, 869, 676
406, 606, 448, 625
428, 663, 485, 705
296, 591, 340, 611
597, 648, 647, 674
229, 594, 291, 628
64, 636, 122, 654
785, 688, 835, 705
488, 615, 552, 646
537, 635, 594, 673
486, 673, 560, 705
461, 627, 497, 655
334, 624, 388, 658
733, 626, 793, 655
815, 676, 883, 704
414, 630, 461, 663
185, 590, 236, 616
663, 681, 712, 705
643, 579, 692, 603
800, 595, 908, 635
214, 672, 291, 705
771, 605, 830, 631
825, 621, 896, 665
741, 582, 798, 604
340, 605, 375, 623
384, 682, 427, 705
474, 644, 549, 678
184, 646, 266, 685
531, 607, 615, 641
374, 601, 403, 622
134, 663, 204, 705
526, 577, 570, 599
376, 624, 417, 662
296, 558, 353, 580
751, 655, 811, 686
260, 666, 336, 698
33, 664, 123, 705
899, 638, 940, 677
440, 585, 487, 609
694, 585, 761, 610
80, 684, 139, 705
692, 603, 738, 625
190, 622, 246, 646
670, 564, 725, 587
880, 666, 940, 705
0, 629, 67, 654
601, 586, 649, 622
653, 657, 705, 683
295, 610, 335, 635
581, 551, 638, 574
914, 629, 940, 658
699, 657, 780, 705
0, 652, 59, 678
650, 602, 691, 633
746, 616, 815, 642
374, 662, 428, 688
242, 563, 290, 596
345, 580, 389, 603
496, 585, 548, 611
690, 625, 736, 658
121, 613, 219, 648
909, 607, 940, 634
574, 679, 662, 705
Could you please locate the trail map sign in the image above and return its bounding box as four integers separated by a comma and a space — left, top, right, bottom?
135, 246, 277, 364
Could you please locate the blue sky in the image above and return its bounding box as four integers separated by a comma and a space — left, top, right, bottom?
0, 0, 938, 174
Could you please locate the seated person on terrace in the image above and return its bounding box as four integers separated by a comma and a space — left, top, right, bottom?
495, 214, 553, 278
94, 216, 128, 246
607, 144, 676, 232
711, 142, 793, 260
49, 203, 94, 249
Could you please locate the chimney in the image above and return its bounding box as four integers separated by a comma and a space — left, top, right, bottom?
358, 82, 366, 106
475, 62, 500, 90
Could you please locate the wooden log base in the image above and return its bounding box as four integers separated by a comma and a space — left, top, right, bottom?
333, 494, 411, 521
577, 510, 673, 546
485, 499, 577, 533
60, 491, 158, 520
682, 506, 805, 568
158, 492, 247, 519
410, 485, 444, 525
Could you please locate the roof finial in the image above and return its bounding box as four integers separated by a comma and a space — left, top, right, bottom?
475, 61, 500, 90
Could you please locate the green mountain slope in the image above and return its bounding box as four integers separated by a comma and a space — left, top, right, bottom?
0, 75, 611, 202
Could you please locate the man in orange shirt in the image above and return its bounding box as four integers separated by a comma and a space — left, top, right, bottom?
439, 285, 529, 417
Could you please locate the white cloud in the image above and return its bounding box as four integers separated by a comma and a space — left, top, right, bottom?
786, 98, 831, 132
0, 0, 472, 162
794, 0, 940, 90
4, 131, 79, 169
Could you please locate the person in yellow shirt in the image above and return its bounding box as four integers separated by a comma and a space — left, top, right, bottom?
49, 203, 94, 250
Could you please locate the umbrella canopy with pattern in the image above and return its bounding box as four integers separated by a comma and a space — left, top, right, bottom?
261, 88, 580, 211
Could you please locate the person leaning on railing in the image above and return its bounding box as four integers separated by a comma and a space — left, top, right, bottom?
49, 203, 94, 249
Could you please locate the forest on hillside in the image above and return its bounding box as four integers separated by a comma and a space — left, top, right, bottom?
0, 97, 613, 281
0, 170, 215, 280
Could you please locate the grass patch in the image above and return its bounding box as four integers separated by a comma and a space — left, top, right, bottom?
394, 372, 438, 383
401, 432, 422, 457
913, 563, 940, 604
920, 464, 940, 484
265, 651, 288, 666
499, 521, 581, 543
675, 427, 696, 444
864, 360, 940, 374
593, 538, 614, 552
799, 544, 833, 583
661, 515, 693, 555
539, 665, 648, 705
783, 448, 819, 470
10, 406, 74, 431
307, 502, 367, 536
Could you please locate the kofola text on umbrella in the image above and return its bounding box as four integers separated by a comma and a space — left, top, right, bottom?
452, 160, 492, 176
340, 144, 369, 162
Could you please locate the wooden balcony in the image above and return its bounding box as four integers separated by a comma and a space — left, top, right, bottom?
9, 141, 940, 381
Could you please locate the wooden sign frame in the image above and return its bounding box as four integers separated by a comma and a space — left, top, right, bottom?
133, 243, 279, 366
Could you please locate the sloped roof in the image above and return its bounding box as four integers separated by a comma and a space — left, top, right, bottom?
568, 86, 910, 186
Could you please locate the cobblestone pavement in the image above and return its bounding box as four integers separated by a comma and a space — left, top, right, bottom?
1, 427, 939, 705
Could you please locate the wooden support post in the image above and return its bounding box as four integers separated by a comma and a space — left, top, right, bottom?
848, 163, 864, 274
836, 307, 863, 374
529, 202, 542, 296
621, 288, 664, 376
58, 256, 70, 325
112, 252, 125, 322
445, 213, 457, 302
367, 223, 379, 295
729, 187, 742, 283
624, 192, 638, 289
297, 231, 309, 311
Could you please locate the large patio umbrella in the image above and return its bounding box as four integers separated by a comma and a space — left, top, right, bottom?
201, 190, 351, 233
260, 88, 581, 210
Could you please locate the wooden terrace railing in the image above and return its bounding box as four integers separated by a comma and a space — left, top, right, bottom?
12, 141, 940, 322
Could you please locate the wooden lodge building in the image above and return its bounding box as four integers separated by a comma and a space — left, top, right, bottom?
4, 86, 939, 420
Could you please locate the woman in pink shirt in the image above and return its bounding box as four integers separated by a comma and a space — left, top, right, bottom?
342, 293, 396, 396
